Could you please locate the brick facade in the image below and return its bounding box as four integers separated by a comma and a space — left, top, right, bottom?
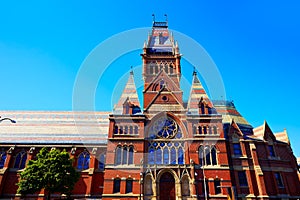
0, 20, 299, 200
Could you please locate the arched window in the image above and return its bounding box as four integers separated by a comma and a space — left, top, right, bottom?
198, 126, 202, 134
14, 151, 27, 169
193, 126, 197, 135
170, 64, 174, 74
126, 179, 133, 193
119, 126, 123, 134
122, 146, 128, 164
114, 125, 118, 134
165, 64, 169, 74
128, 146, 134, 164
198, 146, 204, 166
150, 65, 154, 74
156, 148, 162, 164
129, 126, 133, 134
144, 175, 153, 195
77, 151, 90, 170
98, 154, 105, 170
163, 148, 169, 165
0, 152, 7, 169
171, 147, 176, 164
181, 176, 190, 196
178, 147, 184, 164
205, 146, 211, 165
113, 178, 121, 193
148, 148, 154, 164
115, 146, 122, 165
203, 126, 207, 134
213, 126, 218, 135
211, 146, 217, 165
134, 126, 138, 135
209, 126, 212, 135
124, 126, 128, 134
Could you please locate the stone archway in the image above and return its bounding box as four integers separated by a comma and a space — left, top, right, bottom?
159, 172, 175, 200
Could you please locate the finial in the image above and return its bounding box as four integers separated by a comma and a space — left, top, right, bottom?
130, 66, 133, 75
193, 66, 197, 76
152, 14, 155, 23
164, 14, 168, 23
143, 41, 146, 48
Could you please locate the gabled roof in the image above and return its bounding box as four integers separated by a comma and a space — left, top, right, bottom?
187, 71, 212, 114
274, 128, 290, 145
114, 71, 140, 114
253, 121, 276, 142
228, 119, 244, 138
144, 69, 181, 93
144, 85, 184, 112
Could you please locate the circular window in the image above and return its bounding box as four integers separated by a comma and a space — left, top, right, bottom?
150, 116, 178, 139
162, 95, 168, 101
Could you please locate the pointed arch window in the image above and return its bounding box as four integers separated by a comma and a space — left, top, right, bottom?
171, 147, 176, 164
77, 151, 90, 170
115, 145, 134, 165
178, 147, 184, 164
163, 148, 169, 165
116, 146, 122, 165
198, 146, 204, 166
144, 175, 153, 195
14, 151, 27, 169
205, 146, 211, 165
128, 146, 134, 164
199, 145, 218, 166
0, 152, 7, 169
156, 148, 162, 164
213, 126, 218, 135
181, 175, 190, 196
211, 146, 217, 165
148, 148, 154, 164
122, 146, 128, 164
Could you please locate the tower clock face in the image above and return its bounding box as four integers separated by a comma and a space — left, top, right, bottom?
150, 116, 178, 139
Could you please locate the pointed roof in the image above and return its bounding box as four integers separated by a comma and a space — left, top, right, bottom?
187, 71, 212, 114
146, 19, 176, 54
253, 121, 276, 142
274, 128, 290, 145
114, 71, 140, 114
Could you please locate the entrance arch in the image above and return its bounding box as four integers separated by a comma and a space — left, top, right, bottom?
159, 172, 175, 200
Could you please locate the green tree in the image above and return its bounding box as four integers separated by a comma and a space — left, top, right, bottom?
17, 147, 80, 199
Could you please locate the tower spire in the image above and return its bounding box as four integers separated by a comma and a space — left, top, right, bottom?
114, 70, 140, 114
187, 69, 212, 114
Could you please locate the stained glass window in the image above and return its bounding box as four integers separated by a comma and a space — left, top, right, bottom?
77, 151, 90, 170
14, 151, 27, 169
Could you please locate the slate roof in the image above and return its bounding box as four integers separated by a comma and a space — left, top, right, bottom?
0, 111, 109, 145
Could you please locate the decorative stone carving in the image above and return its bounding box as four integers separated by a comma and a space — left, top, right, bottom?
29, 147, 35, 154
71, 147, 76, 155
7, 146, 15, 154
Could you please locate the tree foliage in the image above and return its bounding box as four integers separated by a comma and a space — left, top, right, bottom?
17, 147, 80, 199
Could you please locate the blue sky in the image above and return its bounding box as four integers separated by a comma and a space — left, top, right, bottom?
0, 1, 299, 156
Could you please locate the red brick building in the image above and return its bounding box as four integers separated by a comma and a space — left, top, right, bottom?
0, 20, 299, 200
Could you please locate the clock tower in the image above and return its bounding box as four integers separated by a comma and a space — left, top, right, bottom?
141, 20, 184, 115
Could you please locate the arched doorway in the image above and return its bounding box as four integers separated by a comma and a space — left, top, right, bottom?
159, 172, 175, 200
